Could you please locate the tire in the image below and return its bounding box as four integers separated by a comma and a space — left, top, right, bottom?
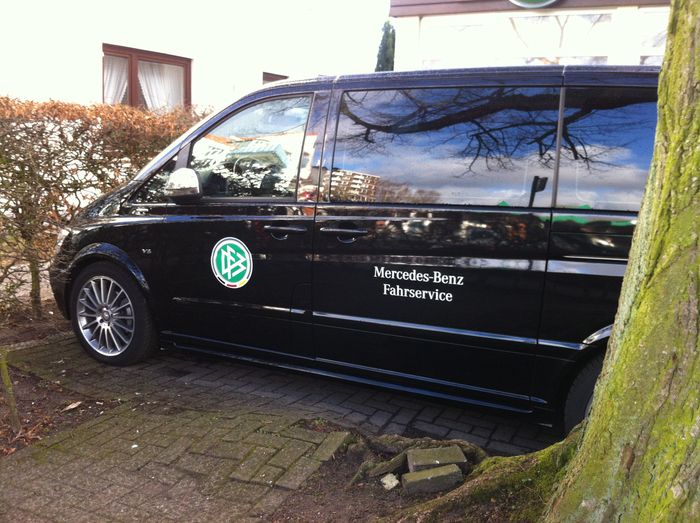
564, 354, 604, 433
70, 261, 157, 366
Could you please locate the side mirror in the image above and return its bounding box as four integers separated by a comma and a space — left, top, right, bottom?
164, 167, 201, 203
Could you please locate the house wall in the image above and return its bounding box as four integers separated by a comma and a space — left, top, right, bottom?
391, 3, 670, 70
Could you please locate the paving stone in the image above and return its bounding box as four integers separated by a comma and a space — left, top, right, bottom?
314, 401, 352, 416
368, 409, 393, 428
344, 411, 368, 424
252, 465, 285, 486
244, 431, 288, 449
268, 439, 313, 469
471, 426, 494, 439
311, 431, 351, 461
416, 406, 442, 423
407, 445, 468, 472
280, 426, 326, 444
459, 413, 497, 430
275, 457, 322, 490
444, 428, 469, 440
460, 433, 489, 447
401, 464, 463, 495
139, 462, 187, 485
175, 453, 234, 476
122, 444, 165, 471
491, 424, 517, 442
382, 422, 407, 435
412, 420, 450, 438
222, 420, 265, 442
153, 436, 193, 464
205, 440, 251, 460
258, 417, 297, 434
342, 401, 377, 416
391, 407, 418, 424
229, 447, 277, 482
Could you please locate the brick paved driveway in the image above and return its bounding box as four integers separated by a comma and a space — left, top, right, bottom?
0, 336, 559, 521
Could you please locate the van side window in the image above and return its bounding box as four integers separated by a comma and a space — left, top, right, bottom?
189, 96, 312, 199
556, 87, 657, 212
331, 87, 561, 207
131, 155, 177, 203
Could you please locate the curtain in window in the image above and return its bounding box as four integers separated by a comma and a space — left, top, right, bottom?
138, 61, 184, 112
103, 55, 128, 104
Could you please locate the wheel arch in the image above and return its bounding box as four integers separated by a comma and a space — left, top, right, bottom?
557, 326, 612, 416
63, 243, 153, 319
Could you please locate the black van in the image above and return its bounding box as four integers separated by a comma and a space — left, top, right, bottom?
50, 66, 659, 431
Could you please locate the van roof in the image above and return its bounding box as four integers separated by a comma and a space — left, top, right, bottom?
258, 65, 660, 94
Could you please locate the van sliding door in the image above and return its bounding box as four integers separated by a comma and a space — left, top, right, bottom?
311, 84, 561, 411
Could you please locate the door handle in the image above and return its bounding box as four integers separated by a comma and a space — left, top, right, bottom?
263, 224, 307, 240
263, 225, 308, 234
319, 226, 369, 244
319, 227, 369, 236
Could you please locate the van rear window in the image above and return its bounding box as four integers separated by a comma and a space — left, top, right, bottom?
556, 87, 657, 212
331, 87, 561, 207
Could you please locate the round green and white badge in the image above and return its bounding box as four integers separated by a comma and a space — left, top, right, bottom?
211, 237, 253, 289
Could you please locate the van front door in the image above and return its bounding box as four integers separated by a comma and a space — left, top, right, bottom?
312, 85, 561, 410
162, 93, 326, 360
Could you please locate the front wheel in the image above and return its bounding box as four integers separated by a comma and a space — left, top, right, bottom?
70, 261, 157, 365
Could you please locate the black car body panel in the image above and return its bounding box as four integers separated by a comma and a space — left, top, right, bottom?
51, 66, 660, 425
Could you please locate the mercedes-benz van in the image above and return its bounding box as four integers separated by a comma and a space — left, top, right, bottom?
50, 66, 659, 431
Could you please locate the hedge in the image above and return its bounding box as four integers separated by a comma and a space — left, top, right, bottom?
0, 97, 202, 320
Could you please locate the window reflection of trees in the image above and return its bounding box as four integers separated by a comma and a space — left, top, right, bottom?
332, 86, 656, 209
333, 87, 561, 206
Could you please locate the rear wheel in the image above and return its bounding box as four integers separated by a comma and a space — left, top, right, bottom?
564, 354, 604, 433
70, 261, 157, 365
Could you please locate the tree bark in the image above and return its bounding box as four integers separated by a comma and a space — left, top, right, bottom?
27, 254, 42, 319
0, 351, 22, 435
544, 0, 699, 520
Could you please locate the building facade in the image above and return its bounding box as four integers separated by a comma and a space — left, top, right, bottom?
390, 0, 670, 70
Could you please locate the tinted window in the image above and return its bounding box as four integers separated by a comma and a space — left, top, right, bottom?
557, 87, 657, 211
189, 96, 312, 199
331, 87, 561, 207
131, 155, 177, 203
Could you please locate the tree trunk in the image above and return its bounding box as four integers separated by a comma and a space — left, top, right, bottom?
27, 252, 43, 319
0, 351, 22, 436
544, 0, 699, 519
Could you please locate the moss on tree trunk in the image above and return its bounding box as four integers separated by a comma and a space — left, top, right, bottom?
544, 0, 700, 519
392, 429, 582, 522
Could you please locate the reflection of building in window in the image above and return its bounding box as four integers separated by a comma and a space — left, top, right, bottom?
331, 169, 380, 202
297, 134, 321, 200
102, 44, 191, 111
375, 180, 441, 205
331, 169, 442, 204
